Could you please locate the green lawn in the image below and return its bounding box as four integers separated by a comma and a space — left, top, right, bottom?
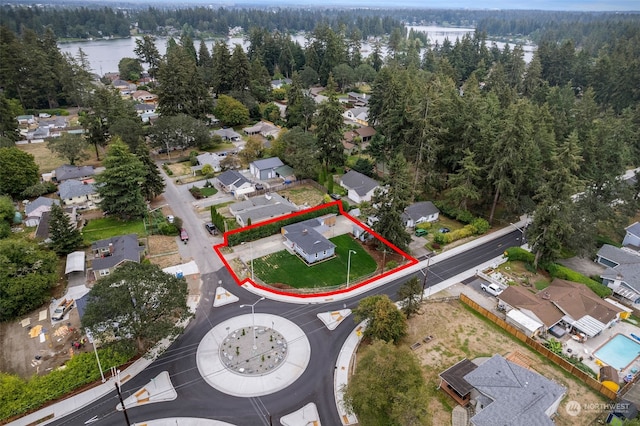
81, 217, 146, 242
252, 234, 377, 288
200, 186, 218, 197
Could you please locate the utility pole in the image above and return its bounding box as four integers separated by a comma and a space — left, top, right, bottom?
115, 382, 131, 425
420, 256, 431, 302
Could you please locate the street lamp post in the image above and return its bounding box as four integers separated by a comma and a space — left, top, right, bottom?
346, 250, 356, 288
85, 329, 105, 382
240, 297, 265, 351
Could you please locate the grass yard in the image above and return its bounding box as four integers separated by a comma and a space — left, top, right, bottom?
81, 217, 146, 242
200, 186, 218, 197
278, 184, 326, 207
252, 234, 377, 288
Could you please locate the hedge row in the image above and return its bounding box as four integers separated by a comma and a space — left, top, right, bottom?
227, 204, 340, 247
433, 201, 476, 224
503, 247, 612, 298
0, 344, 134, 421
433, 218, 490, 245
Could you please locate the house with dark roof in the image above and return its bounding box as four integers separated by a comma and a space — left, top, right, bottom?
498, 279, 624, 338
347, 92, 369, 107
216, 170, 253, 194
91, 234, 144, 279
213, 128, 242, 141
250, 157, 285, 180
462, 354, 566, 426
35, 206, 77, 241
24, 196, 60, 227
402, 201, 440, 228
340, 170, 380, 204
58, 179, 101, 207
439, 358, 479, 406
54, 165, 95, 182
134, 103, 157, 115
281, 215, 337, 264
229, 193, 297, 227
355, 126, 376, 144
596, 244, 640, 303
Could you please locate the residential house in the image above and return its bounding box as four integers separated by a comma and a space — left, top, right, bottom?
402, 201, 440, 228
250, 157, 285, 180
132, 90, 157, 103
340, 170, 380, 204
243, 121, 281, 139
281, 215, 337, 264
24, 196, 60, 227
134, 103, 157, 116
112, 79, 135, 91
347, 92, 369, 107
58, 179, 100, 207
35, 206, 77, 241
191, 152, 222, 175
439, 358, 479, 406
16, 115, 36, 126
342, 131, 358, 154
456, 354, 565, 426
623, 222, 640, 248
498, 278, 625, 338
596, 244, 640, 303
140, 112, 159, 123
271, 78, 292, 89
39, 117, 68, 130
27, 126, 50, 140
213, 128, 242, 141
216, 170, 253, 194
53, 165, 95, 182
91, 234, 144, 279
229, 193, 297, 227
342, 107, 369, 126
355, 126, 376, 144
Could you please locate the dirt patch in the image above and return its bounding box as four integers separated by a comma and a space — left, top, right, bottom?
390, 300, 607, 425
17, 140, 102, 174
145, 235, 182, 269
0, 306, 89, 380
360, 239, 406, 274
278, 184, 326, 207
165, 161, 192, 177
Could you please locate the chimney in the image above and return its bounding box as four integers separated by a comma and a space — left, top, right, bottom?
109, 243, 114, 254
302, 229, 308, 235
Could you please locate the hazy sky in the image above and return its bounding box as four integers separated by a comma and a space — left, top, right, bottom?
179, 0, 640, 11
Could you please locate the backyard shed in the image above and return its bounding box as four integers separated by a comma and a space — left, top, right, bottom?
506, 309, 544, 337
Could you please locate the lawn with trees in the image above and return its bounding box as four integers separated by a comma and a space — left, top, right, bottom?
251, 234, 377, 288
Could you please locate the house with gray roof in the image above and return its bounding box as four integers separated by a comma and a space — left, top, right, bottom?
58, 179, 100, 207
342, 107, 369, 126
340, 170, 380, 204
282, 215, 337, 264
191, 152, 221, 175
250, 157, 285, 180
463, 354, 566, 426
54, 164, 95, 182
402, 201, 440, 228
229, 193, 297, 227
91, 234, 144, 279
24, 196, 60, 227
596, 244, 640, 303
623, 222, 640, 248
216, 170, 252, 193
213, 128, 242, 141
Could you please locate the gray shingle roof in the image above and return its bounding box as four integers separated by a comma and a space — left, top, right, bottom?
217, 170, 249, 187
283, 218, 336, 255
58, 179, 97, 200
463, 355, 566, 426
55, 165, 95, 182
91, 234, 143, 270
230, 193, 297, 224
213, 128, 242, 140
626, 222, 640, 238
404, 201, 439, 222
340, 170, 379, 197
597, 244, 640, 266
598, 244, 640, 293
25, 196, 59, 216
251, 157, 284, 171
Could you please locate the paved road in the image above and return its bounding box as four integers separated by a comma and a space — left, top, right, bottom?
46, 166, 523, 426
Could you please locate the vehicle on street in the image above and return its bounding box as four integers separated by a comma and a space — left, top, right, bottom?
52, 298, 74, 321
180, 228, 189, 244
480, 282, 504, 297
415, 228, 428, 237
205, 222, 218, 235
438, 227, 451, 233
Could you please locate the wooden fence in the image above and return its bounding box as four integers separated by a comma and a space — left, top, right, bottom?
459, 293, 617, 400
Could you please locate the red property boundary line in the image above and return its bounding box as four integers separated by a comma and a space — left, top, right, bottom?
213, 200, 418, 299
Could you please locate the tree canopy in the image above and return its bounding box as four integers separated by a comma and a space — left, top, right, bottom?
0, 147, 39, 198
82, 262, 190, 353
352, 295, 407, 344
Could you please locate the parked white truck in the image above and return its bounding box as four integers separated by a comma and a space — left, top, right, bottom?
52, 298, 74, 321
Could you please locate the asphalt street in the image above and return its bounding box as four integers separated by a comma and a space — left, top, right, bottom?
45, 166, 523, 426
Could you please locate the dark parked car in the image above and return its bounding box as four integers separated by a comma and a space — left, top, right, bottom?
438, 227, 451, 233
205, 222, 218, 235
255, 183, 264, 191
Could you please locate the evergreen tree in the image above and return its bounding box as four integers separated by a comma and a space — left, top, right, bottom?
48, 203, 83, 256
136, 146, 166, 201
314, 75, 344, 175
0, 92, 20, 143
95, 139, 146, 220
134, 35, 161, 79
446, 148, 482, 210
229, 44, 250, 93
397, 277, 423, 319
211, 41, 232, 95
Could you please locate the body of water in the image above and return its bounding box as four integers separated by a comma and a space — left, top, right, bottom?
58, 25, 534, 75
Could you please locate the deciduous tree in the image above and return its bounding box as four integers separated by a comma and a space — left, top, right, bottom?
46, 132, 89, 165
214, 95, 249, 127
352, 295, 407, 344
0, 147, 39, 197
82, 262, 190, 353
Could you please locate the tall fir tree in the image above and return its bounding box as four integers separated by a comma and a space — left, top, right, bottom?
136, 146, 166, 201
314, 74, 344, 175
48, 203, 83, 256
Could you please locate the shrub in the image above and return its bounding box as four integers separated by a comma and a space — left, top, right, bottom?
162, 164, 173, 176
189, 186, 204, 199
434, 233, 447, 245
21, 181, 57, 198
505, 247, 535, 263
471, 218, 490, 235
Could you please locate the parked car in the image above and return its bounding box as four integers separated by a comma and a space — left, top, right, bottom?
205, 222, 218, 235
480, 282, 504, 297
255, 183, 264, 191
438, 227, 451, 233
329, 193, 342, 200
415, 228, 428, 237
180, 228, 189, 244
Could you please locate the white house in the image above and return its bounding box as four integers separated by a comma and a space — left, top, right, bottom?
191, 152, 222, 175
402, 201, 440, 227
281, 215, 337, 264
340, 170, 380, 204
58, 179, 101, 207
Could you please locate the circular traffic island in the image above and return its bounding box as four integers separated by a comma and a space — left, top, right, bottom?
197, 313, 310, 397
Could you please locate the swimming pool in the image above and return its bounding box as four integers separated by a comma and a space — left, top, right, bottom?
594, 334, 640, 371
